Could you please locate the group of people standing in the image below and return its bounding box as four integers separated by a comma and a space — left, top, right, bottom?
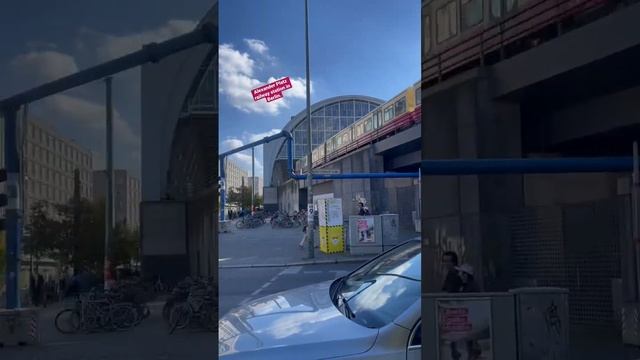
29, 272, 63, 307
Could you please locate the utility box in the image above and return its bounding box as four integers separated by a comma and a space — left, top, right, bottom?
510, 287, 570, 360
318, 198, 345, 254
379, 214, 399, 250
349, 216, 382, 255
0, 308, 39, 346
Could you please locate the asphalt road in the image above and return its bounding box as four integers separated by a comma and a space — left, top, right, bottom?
219, 262, 365, 317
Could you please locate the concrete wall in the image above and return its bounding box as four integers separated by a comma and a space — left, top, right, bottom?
422, 74, 523, 292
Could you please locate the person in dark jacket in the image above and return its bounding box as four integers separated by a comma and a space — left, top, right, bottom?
358, 202, 370, 216
441, 251, 463, 293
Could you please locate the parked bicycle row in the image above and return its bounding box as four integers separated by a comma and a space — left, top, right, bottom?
234, 209, 309, 230
163, 276, 217, 334
54, 284, 151, 334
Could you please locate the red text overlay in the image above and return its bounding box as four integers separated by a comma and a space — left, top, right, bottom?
252, 77, 293, 102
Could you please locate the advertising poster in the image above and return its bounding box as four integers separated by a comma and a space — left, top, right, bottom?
327, 198, 343, 226
357, 216, 374, 243
436, 298, 493, 360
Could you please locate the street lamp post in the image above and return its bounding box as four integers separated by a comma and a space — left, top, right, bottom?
104, 77, 114, 290
252, 147, 255, 213
305, 0, 314, 259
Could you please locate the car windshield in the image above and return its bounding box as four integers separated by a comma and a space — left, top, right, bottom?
332, 241, 421, 328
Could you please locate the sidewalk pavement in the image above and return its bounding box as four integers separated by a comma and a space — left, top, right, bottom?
219, 221, 420, 268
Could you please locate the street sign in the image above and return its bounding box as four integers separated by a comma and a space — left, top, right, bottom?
314, 169, 340, 175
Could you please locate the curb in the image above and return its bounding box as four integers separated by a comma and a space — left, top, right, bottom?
219, 258, 370, 269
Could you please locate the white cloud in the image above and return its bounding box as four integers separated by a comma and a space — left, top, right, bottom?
11, 50, 79, 82
84, 20, 198, 61
219, 43, 312, 116
244, 39, 269, 55
44, 94, 140, 148
244, 129, 281, 143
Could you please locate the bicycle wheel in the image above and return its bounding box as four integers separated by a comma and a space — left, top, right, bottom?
236, 220, 246, 229
169, 303, 192, 334
54, 309, 81, 334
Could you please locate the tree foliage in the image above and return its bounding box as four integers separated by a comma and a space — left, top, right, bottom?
23, 197, 139, 275
227, 186, 263, 209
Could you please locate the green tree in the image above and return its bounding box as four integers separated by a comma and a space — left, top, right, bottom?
52, 198, 105, 274
111, 224, 139, 267
228, 186, 264, 209
24, 201, 58, 267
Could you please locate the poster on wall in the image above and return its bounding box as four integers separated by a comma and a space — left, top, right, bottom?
327, 198, 343, 226
436, 298, 493, 360
357, 216, 374, 243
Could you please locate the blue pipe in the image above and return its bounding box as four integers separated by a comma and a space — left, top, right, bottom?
219, 128, 422, 221
291, 172, 419, 180
421, 157, 633, 175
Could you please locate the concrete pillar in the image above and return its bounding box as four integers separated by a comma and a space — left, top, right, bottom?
422, 72, 523, 292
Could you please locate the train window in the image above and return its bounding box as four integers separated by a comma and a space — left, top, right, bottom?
384, 107, 394, 122
436, 1, 458, 43
491, 0, 502, 17
415, 87, 421, 105
462, 0, 483, 28
342, 133, 350, 144
423, 15, 431, 56
364, 118, 372, 132
506, 0, 516, 12
394, 98, 407, 116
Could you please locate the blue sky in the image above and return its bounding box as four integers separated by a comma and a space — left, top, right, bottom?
0, 1, 213, 179
219, 0, 420, 178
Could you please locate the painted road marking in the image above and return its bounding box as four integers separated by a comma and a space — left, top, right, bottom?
279, 266, 302, 275
303, 270, 323, 274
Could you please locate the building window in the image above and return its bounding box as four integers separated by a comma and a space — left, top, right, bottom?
462, 0, 484, 28
436, 1, 458, 43
423, 15, 432, 55
384, 107, 394, 122
394, 98, 407, 116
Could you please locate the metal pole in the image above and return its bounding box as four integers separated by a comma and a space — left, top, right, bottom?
633, 142, 640, 300
104, 77, 114, 290
305, 0, 314, 259
20, 105, 27, 225
4, 107, 22, 309
252, 147, 255, 213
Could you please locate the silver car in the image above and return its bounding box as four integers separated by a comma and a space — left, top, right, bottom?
218, 240, 422, 359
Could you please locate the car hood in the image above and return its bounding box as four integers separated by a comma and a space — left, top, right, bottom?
219, 280, 379, 359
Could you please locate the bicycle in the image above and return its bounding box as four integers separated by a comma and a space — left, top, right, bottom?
55, 291, 137, 334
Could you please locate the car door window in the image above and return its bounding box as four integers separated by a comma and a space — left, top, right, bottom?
407, 321, 421, 360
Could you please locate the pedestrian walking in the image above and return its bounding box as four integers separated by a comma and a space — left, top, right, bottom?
37, 273, 46, 308
29, 273, 37, 306
299, 217, 308, 249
